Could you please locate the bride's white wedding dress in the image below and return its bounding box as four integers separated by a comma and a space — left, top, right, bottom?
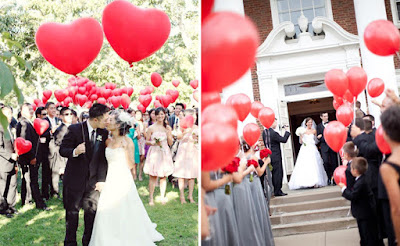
89, 147, 164, 246
288, 133, 328, 190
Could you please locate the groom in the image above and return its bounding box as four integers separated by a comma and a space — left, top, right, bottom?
317, 112, 338, 185
60, 103, 110, 246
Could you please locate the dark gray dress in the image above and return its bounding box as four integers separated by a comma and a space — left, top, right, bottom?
232, 174, 263, 246
248, 174, 275, 246
204, 172, 240, 246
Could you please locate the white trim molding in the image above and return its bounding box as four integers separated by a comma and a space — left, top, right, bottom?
390, 0, 400, 28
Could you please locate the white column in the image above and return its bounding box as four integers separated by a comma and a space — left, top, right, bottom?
353, 0, 398, 126
213, 0, 256, 136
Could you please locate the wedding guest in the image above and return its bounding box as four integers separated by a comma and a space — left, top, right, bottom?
71, 109, 78, 124
168, 103, 184, 129
356, 101, 366, 118
202, 170, 239, 246
363, 114, 376, 134
339, 157, 378, 246
127, 117, 140, 180
262, 118, 290, 196
135, 110, 146, 181
80, 111, 89, 122
0, 106, 18, 217
342, 142, 359, 190
144, 107, 174, 205
17, 103, 49, 210
380, 105, 400, 243
172, 108, 198, 204
242, 141, 274, 246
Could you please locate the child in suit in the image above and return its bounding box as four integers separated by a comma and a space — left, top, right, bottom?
339, 157, 378, 246
341, 142, 359, 190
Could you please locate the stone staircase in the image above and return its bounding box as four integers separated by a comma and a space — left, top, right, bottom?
270, 186, 357, 237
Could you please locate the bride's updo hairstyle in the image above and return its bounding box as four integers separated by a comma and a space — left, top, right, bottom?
304, 117, 313, 125
111, 110, 132, 136
342, 142, 359, 158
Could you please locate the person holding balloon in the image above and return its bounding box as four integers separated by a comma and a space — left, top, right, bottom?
338, 157, 378, 246
16, 103, 50, 210
0, 106, 19, 217
341, 142, 359, 191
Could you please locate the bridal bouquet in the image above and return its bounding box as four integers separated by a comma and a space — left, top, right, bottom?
221, 157, 240, 195
295, 126, 306, 137
154, 136, 165, 149
247, 159, 259, 182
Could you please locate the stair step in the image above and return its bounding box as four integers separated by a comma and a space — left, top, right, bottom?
272, 217, 357, 237
271, 188, 343, 205
270, 206, 352, 225
270, 197, 350, 214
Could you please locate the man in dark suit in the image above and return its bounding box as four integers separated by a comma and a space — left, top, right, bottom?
363, 114, 376, 135
0, 106, 18, 217
317, 112, 338, 185
41, 102, 61, 199
168, 102, 184, 129
49, 107, 72, 197
262, 118, 290, 196
16, 103, 49, 210
339, 157, 378, 246
60, 103, 110, 246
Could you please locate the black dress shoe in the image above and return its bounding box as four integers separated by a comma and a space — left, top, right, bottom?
275, 192, 288, 196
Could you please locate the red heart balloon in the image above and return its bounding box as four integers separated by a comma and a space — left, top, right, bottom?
258, 107, 275, 129
68, 87, 78, 98
32, 103, 37, 111
202, 12, 259, 92
146, 86, 154, 93
180, 115, 194, 129
33, 99, 41, 106
140, 88, 150, 95
333, 165, 347, 186
251, 101, 264, 118
347, 67, 367, 97
77, 77, 88, 87
367, 78, 385, 98
160, 95, 172, 108
90, 94, 98, 102
151, 72, 163, 87
376, 125, 391, 154
35, 18, 103, 75
14, 137, 32, 155
202, 103, 238, 129
126, 87, 134, 97
170, 90, 179, 102
137, 104, 146, 113
42, 97, 49, 104
202, 122, 239, 171
103, 89, 112, 99
97, 97, 107, 105
336, 104, 354, 127
190, 80, 198, 89
77, 94, 88, 107
172, 80, 180, 87
226, 93, 251, 122
33, 118, 50, 136
193, 90, 199, 102
110, 96, 121, 108
333, 95, 344, 105
324, 121, 347, 152
202, 92, 221, 111
325, 69, 348, 97
102, 0, 171, 65
202, 0, 214, 22
364, 20, 400, 56
243, 123, 261, 146
154, 100, 163, 108
120, 94, 131, 109
63, 97, 73, 107
343, 90, 355, 103
43, 90, 52, 99
78, 86, 86, 95
83, 101, 93, 109
54, 89, 68, 102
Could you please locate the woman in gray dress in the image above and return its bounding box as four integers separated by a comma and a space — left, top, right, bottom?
202, 170, 240, 246
243, 142, 275, 246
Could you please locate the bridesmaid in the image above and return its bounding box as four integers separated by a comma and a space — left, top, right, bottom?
242, 141, 275, 246
127, 118, 141, 180
173, 109, 199, 204
144, 107, 174, 205
202, 170, 240, 246
231, 144, 264, 246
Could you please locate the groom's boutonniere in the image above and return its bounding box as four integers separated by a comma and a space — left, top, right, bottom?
97, 135, 102, 142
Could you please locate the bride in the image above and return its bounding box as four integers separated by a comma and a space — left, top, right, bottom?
89, 110, 164, 246
288, 117, 328, 190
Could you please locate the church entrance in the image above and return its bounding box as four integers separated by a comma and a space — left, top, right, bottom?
287, 97, 336, 164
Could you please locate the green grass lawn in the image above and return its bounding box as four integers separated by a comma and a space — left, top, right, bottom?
0, 170, 198, 246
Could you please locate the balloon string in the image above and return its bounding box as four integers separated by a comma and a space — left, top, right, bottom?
353, 97, 356, 124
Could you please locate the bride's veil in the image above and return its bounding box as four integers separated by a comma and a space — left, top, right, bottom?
301, 118, 317, 130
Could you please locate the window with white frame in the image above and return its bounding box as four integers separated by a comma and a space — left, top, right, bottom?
273, 0, 332, 37
390, 0, 400, 28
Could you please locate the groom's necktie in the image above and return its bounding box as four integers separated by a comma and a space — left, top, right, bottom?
90, 130, 96, 147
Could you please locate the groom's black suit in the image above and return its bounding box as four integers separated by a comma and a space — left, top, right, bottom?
317, 122, 338, 183
60, 121, 108, 246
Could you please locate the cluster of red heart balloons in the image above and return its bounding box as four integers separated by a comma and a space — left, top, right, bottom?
35, 0, 171, 76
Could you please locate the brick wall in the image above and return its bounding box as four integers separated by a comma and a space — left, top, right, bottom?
331, 0, 358, 35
